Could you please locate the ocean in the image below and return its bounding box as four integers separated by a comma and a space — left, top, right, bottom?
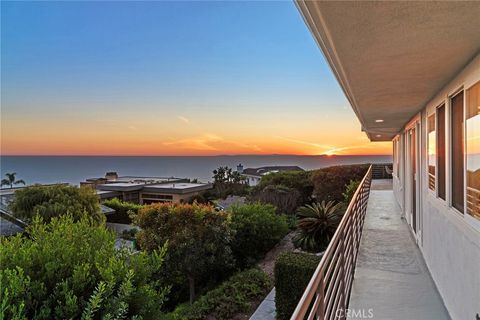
0, 155, 392, 186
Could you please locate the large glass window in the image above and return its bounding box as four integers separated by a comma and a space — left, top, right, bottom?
437, 105, 446, 200
451, 91, 464, 213
428, 114, 436, 191
466, 82, 480, 220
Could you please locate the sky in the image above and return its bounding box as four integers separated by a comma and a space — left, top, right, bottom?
1, 1, 392, 156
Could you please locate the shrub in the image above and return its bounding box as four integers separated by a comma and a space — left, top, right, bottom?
293, 201, 343, 252
250, 185, 302, 215
311, 164, 368, 202
103, 198, 143, 224
342, 180, 360, 203
0, 215, 168, 320
135, 203, 234, 304
166, 268, 271, 320
254, 170, 313, 205
9, 184, 103, 224
229, 203, 288, 268
274, 252, 322, 320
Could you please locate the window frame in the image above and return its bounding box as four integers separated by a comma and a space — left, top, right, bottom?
448, 88, 465, 215
436, 103, 446, 201
427, 112, 437, 194
464, 81, 480, 230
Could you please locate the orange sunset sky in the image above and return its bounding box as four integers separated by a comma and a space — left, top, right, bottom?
1, 1, 391, 156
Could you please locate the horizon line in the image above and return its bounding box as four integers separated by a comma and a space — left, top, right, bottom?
0, 153, 392, 157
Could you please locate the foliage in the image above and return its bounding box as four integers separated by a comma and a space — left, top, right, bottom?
121, 228, 138, 241
250, 184, 302, 215
1, 172, 25, 189
134, 202, 234, 304
165, 268, 271, 320
342, 180, 360, 203
229, 203, 289, 268
293, 201, 343, 252
103, 198, 143, 224
311, 164, 369, 202
274, 252, 322, 320
211, 166, 248, 198
253, 170, 313, 205
187, 193, 208, 205
9, 184, 103, 224
0, 215, 168, 320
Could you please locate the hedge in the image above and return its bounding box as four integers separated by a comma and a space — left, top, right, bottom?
103, 198, 143, 224
274, 252, 322, 320
165, 268, 271, 320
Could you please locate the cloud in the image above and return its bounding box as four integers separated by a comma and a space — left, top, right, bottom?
163, 133, 262, 153
178, 116, 190, 124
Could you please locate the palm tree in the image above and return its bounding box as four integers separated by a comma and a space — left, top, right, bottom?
1, 172, 26, 189
293, 200, 343, 252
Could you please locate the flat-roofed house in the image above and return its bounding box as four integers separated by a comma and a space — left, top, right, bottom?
95, 181, 212, 205
291, 2, 480, 319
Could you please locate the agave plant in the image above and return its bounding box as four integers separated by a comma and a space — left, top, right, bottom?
293, 200, 343, 252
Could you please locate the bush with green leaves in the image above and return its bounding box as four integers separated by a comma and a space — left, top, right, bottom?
165, 268, 271, 320
311, 164, 369, 202
134, 203, 234, 304
103, 198, 143, 224
9, 184, 103, 224
342, 180, 360, 203
274, 252, 322, 320
0, 215, 168, 320
253, 170, 313, 205
293, 200, 343, 252
229, 203, 289, 268
250, 184, 302, 215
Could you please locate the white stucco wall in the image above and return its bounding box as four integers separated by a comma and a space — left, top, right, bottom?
395, 54, 480, 320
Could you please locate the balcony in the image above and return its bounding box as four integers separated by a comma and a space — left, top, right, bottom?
292, 166, 450, 320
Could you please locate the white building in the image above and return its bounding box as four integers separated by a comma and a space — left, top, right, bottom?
295, 1, 480, 319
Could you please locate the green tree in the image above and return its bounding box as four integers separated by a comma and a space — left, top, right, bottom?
293, 200, 343, 252
212, 166, 246, 198
9, 184, 103, 224
0, 215, 168, 320
250, 184, 302, 215
253, 170, 313, 205
1, 172, 25, 189
311, 164, 368, 202
229, 203, 288, 267
135, 203, 233, 304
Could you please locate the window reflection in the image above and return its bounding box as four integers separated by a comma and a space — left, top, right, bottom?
466, 82, 480, 220
428, 115, 436, 191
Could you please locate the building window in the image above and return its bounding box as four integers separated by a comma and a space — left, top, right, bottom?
427, 114, 436, 191
437, 104, 446, 200
451, 91, 464, 213
466, 82, 480, 220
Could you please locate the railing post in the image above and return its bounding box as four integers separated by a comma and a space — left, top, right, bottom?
339, 228, 346, 320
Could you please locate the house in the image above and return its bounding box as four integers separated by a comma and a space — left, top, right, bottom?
82, 172, 213, 205
292, 2, 480, 320
237, 164, 304, 186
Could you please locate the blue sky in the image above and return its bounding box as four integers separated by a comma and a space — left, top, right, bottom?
1, 1, 390, 155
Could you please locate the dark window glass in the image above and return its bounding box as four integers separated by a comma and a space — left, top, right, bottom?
437, 105, 446, 200
451, 91, 464, 213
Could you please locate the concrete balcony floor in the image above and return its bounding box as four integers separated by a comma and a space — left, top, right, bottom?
349, 180, 450, 320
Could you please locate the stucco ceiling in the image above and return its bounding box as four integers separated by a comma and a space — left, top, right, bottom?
296, 1, 480, 141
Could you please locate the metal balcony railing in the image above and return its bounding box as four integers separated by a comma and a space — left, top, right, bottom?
291, 165, 373, 320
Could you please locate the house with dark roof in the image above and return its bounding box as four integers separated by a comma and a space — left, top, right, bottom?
236, 164, 304, 186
